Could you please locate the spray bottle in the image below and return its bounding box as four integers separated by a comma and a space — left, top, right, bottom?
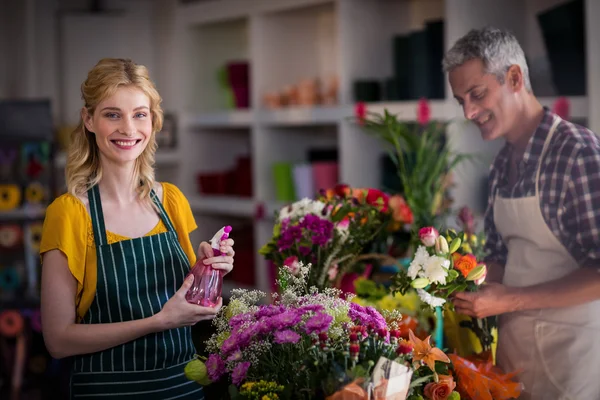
185, 226, 232, 307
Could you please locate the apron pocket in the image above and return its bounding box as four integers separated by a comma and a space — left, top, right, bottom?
533, 319, 600, 400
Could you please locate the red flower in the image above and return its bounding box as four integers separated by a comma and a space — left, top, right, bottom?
417, 98, 430, 126
365, 188, 389, 211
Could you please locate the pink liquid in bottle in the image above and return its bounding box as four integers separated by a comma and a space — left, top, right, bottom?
185, 226, 232, 307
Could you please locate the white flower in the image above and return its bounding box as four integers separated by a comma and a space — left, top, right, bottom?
422, 255, 450, 285
417, 289, 446, 308
278, 198, 326, 221
407, 246, 430, 279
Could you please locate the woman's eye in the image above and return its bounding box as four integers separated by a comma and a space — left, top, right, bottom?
105, 113, 119, 119
135, 112, 147, 118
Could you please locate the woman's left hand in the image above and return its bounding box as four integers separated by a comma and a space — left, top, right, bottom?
197, 238, 235, 275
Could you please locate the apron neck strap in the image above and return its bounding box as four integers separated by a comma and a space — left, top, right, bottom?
88, 185, 108, 246
535, 116, 562, 198
150, 189, 177, 233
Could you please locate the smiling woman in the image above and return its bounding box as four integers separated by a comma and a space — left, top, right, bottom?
38, 58, 236, 399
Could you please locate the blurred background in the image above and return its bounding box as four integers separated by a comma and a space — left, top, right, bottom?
0, 0, 597, 398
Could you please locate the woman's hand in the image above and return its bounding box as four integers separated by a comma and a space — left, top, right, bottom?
198, 238, 235, 275
155, 275, 222, 330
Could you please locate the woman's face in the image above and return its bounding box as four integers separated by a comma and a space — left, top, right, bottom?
84, 86, 153, 166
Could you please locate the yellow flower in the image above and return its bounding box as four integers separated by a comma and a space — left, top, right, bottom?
461, 243, 472, 254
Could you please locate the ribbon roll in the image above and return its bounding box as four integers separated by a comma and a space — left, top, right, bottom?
29, 354, 47, 374
28, 223, 43, 253
29, 309, 42, 333
0, 310, 24, 337
0, 266, 20, 290
0, 225, 22, 249
24, 182, 45, 204
0, 184, 22, 211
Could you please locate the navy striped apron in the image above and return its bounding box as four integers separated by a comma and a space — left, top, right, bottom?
70, 185, 203, 399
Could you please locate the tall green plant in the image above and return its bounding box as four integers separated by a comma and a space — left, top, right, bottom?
358, 108, 475, 236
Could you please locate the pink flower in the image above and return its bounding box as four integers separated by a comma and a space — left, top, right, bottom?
552, 97, 570, 120
419, 227, 439, 247
355, 102, 367, 125
417, 98, 430, 126
231, 361, 251, 386
283, 256, 301, 276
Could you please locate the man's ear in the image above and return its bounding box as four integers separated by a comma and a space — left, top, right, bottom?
506, 65, 524, 92
81, 108, 94, 132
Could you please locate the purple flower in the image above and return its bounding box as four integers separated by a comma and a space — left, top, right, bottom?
300, 214, 334, 246
206, 354, 226, 382
255, 305, 285, 319
277, 225, 303, 251
273, 329, 301, 344
227, 350, 243, 362
232, 361, 251, 386
220, 335, 239, 355
297, 304, 325, 314
304, 312, 333, 335
365, 306, 387, 331
348, 303, 371, 326
267, 310, 301, 330
229, 312, 254, 330
299, 246, 311, 256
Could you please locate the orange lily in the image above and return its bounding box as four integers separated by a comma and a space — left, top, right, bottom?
408, 329, 450, 371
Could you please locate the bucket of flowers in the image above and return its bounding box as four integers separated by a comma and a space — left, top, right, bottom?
185, 263, 460, 400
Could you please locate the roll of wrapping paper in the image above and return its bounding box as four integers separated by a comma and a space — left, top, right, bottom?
0, 266, 20, 290
29, 309, 42, 332
0, 225, 22, 249
0, 147, 17, 177
29, 354, 47, 374
0, 184, 22, 211
28, 222, 43, 253
0, 310, 24, 337
24, 181, 45, 204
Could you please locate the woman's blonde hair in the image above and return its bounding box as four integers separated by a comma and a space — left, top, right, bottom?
65, 58, 164, 206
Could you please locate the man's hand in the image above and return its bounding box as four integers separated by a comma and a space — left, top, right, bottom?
452, 282, 518, 318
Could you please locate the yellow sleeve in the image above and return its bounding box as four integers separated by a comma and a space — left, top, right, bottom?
40, 194, 88, 305
162, 182, 197, 267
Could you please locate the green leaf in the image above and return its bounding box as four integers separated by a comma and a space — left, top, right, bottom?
447, 269, 460, 281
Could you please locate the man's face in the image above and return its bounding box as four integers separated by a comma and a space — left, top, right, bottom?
449, 58, 517, 141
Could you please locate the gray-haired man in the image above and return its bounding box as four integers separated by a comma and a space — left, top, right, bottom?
444, 27, 600, 399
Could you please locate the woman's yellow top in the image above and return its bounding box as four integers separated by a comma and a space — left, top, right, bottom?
40, 182, 197, 322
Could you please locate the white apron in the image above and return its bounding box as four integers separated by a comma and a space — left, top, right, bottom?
494, 116, 600, 400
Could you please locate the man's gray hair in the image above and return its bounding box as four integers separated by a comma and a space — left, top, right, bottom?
442, 27, 531, 91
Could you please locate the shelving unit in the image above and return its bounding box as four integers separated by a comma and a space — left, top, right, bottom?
157, 0, 600, 293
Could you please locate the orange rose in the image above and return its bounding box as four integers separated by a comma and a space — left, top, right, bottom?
454, 254, 477, 277
389, 195, 414, 224
423, 374, 456, 400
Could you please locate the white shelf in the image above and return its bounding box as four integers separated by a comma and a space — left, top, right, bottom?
189, 195, 256, 217
0, 207, 46, 222
365, 100, 452, 122
259, 106, 350, 126
184, 110, 254, 128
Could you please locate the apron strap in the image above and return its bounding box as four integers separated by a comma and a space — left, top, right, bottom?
150, 188, 177, 233
88, 185, 108, 246
535, 116, 562, 198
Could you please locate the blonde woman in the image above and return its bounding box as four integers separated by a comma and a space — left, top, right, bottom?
39, 58, 234, 399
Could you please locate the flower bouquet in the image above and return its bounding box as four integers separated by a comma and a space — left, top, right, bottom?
259, 185, 412, 293
185, 263, 460, 400
390, 226, 493, 351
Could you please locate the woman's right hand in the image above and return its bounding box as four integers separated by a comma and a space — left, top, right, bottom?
155, 275, 222, 330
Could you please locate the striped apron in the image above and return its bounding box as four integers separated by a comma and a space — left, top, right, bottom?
70, 185, 203, 399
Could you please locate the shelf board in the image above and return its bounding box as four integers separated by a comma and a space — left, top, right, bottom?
54, 150, 181, 168
538, 96, 588, 120
185, 110, 254, 128
0, 207, 46, 222
189, 195, 256, 217
365, 100, 451, 121
259, 105, 349, 126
